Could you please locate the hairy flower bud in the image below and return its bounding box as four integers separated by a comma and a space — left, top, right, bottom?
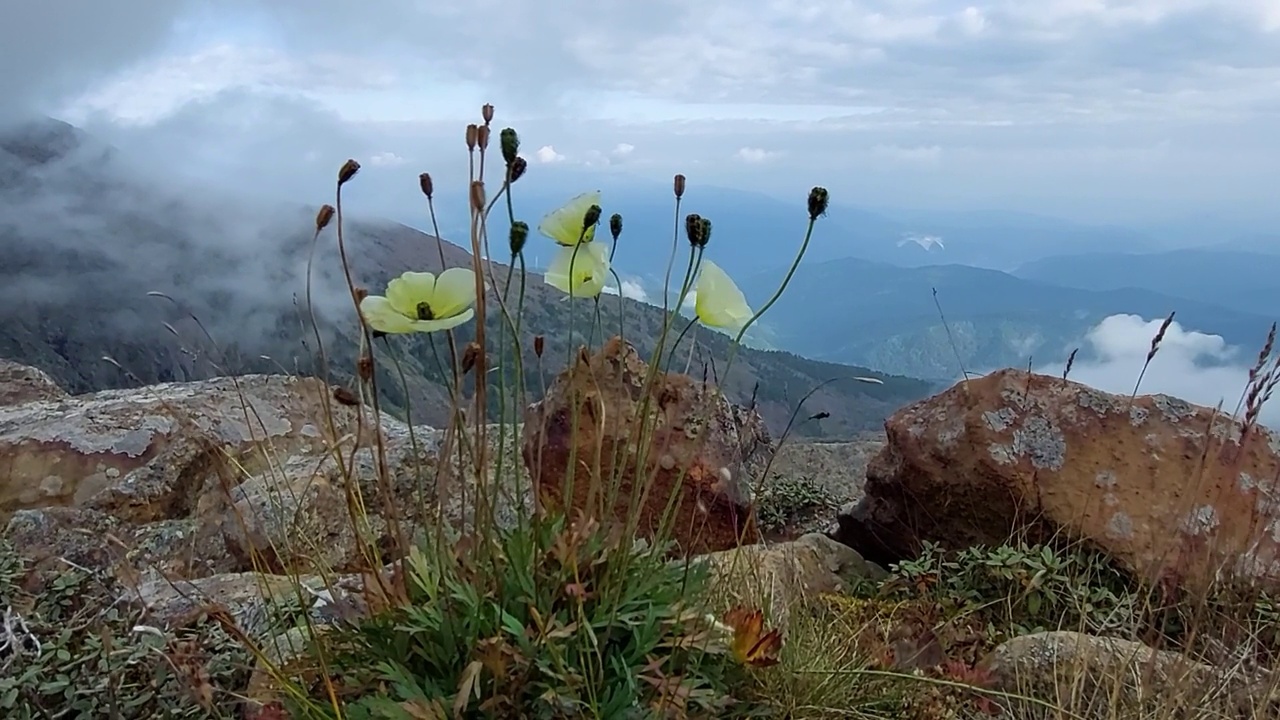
583, 204, 602, 231
461, 341, 482, 375
315, 204, 335, 231
470, 181, 486, 211
609, 213, 623, 242
698, 217, 712, 248
673, 173, 686, 199
482, 103, 495, 124
808, 186, 830, 220
338, 159, 360, 186
684, 213, 705, 247
466, 123, 478, 151
509, 156, 528, 183
509, 220, 529, 256
418, 172, 434, 199
500, 128, 519, 165
476, 125, 490, 151
533, 335, 545, 358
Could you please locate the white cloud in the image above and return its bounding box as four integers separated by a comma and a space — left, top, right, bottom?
602, 278, 651, 303
872, 144, 942, 163
1045, 314, 1279, 428
735, 146, 779, 163
368, 151, 407, 167
612, 142, 635, 156
535, 145, 566, 163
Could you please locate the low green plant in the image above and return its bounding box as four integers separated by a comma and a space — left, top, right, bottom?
0, 540, 250, 718
754, 474, 838, 534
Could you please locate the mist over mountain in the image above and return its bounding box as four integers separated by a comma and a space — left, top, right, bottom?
736, 255, 1278, 382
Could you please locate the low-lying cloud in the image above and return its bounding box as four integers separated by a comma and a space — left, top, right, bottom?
1045, 313, 1279, 428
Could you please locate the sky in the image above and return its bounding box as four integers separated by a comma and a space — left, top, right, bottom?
3, 0, 1279, 228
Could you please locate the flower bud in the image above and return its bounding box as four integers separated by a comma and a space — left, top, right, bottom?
476, 125, 490, 151
808, 186, 830, 220
338, 159, 360, 186
466, 124, 478, 151
698, 217, 712, 248
418, 173, 434, 199
315, 204, 335, 231
533, 335, 545, 358
583, 204, 602, 231
609, 213, 623, 242
500, 128, 519, 165
509, 220, 529, 256
461, 341, 482, 375
482, 103, 495, 124
673, 174, 686, 199
509, 157, 528, 183
470, 181, 486, 211
684, 213, 705, 247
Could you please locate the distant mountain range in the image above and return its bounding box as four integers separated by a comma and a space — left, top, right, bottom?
0, 117, 936, 439
736, 255, 1278, 381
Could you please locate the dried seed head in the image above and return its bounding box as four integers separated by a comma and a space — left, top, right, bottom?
418, 172, 434, 199
509, 156, 528, 183
609, 213, 623, 242
509, 220, 530, 256
684, 213, 705, 247
476, 125, 490, 151
482, 103, 495, 124
534, 335, 545, 358
315, 204, 335, 231
466, 124, 479, 151
470, 181, 486, 211
673, 174, 686, 199
338, 159, 360, 186
698, 217, 712, 248
357, 354, 374, 381
461, 341, 482, 375
583, 204, 602, 231
808, 186, 830, 220
500, 128, 520, 165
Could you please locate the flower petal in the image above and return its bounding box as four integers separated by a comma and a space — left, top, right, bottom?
538, 191, 600, 246
385, 271, 436, 317
411, 308, 475, 333
544, 242, 610, 298
430, 266, 478, 318
360, 295, 419, 334
695, 260, 754, 332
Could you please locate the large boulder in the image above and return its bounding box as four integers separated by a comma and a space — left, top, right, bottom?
0, 358, 67, 406
521, 337, 773, 556
834, 369, 1280, 594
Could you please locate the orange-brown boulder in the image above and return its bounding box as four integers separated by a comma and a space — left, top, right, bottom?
521, 337, 772, 556
834, 368, 1280, 594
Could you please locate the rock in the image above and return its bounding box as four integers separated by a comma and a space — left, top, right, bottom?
0, 374, 369, 519
833, 369, 1280, 594
0, 359, 67, 406
981, 630, 1278, 718
521, 337, 773, 556
697, 533, 885, 629
213, 418, 531, 574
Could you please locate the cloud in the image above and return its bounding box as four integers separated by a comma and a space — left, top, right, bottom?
535, 145, 566, 164
735, 147, 779, 163
368, 151, 408, 167
612, 143, 635, 157
1044, 314, 1279, 428
872, 144, 943, 163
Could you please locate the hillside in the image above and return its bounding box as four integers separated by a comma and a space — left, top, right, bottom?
1014, 248, 1280, 316
738, 255, 1278, 380
0, 117, 936, 439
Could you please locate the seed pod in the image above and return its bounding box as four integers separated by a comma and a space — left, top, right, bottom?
470, 181, 485, 211
534, 335, 545, 358
461, 341, 482, 375
315, 204, 335, 231
509, 156, 528, 183
673, 174, 686, 199
418, 173, 434, 199
338, 159, 360, 185
609, 213, 623, 242
482, 103, 495, 124
476, 125, 490, 151
357, 354, 374, 381
465, 124, 478, 151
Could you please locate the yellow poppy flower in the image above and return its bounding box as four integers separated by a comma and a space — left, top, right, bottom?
694, 260, 754, 332
538, 190, 600, 246
545, 241, 610, 298
359, 267, 477, 334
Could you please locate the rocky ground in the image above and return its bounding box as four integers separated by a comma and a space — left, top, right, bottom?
2, 346, 1279, 718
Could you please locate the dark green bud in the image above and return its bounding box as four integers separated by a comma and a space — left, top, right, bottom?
808, 186, 830, 220
609, 213, 623, 242
500, 128, 519, 165
684, 213, 705, 247
583, 204, 602, 230
509, 156, 527, 183
509, 221, 529, 256
698, 217, 712, 248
